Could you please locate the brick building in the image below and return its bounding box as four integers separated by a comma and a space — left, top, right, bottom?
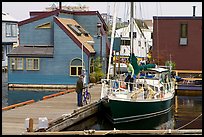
152, 16, 202, 70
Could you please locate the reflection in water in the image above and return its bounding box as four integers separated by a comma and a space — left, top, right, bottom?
174, 95, 202, 129
64, 94, 202, 131
112, 108, 174, 130
64, 108, 175, 131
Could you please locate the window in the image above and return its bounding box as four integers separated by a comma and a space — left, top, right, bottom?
6, 23, 17, 37
75, 25, 89, 36
67, 24, 82, 36
121, 40, 130, 46
138, 41, 141, 47
26, 58, 40, 70
151, 32, 153, 39
90, 58, 94, 73
180, 24, 188, 45
180, 24, 188, 38
70, 58, 83, 76
129, 32, 137, 38
35, 22, 51, 29
10, 58, 24, 70
2, 47, 5, 61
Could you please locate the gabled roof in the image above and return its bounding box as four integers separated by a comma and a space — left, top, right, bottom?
20, 9, 108, 31
135, 19, 148, 29
54, 17, 95, 56
143, 20, 153, 28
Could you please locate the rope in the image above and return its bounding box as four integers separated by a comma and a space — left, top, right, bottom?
160, 113, 202, 135
176, 113, 202, 130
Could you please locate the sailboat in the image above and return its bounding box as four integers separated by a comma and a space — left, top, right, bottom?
100, 2, 175, 124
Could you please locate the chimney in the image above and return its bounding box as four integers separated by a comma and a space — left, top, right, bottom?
192, 6, 196, 17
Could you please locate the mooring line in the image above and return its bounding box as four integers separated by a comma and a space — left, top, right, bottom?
160, 113, 202, 135
176, 113, 202, 130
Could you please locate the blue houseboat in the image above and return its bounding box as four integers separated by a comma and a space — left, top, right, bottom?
7, 9, 109, 89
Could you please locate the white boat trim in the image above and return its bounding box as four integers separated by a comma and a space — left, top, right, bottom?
113, 105, 173, 124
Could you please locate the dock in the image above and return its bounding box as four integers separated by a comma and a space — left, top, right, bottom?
173, 70, 202, 91
2, 84, 102, 135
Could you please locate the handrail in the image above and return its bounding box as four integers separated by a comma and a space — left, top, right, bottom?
101, 79, 175, 100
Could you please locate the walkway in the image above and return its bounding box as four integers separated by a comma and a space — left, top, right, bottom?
2, 84, 102, 135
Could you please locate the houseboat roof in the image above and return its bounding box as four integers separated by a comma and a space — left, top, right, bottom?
19, 9, 107, 31
54, 17, 95, 54
153, 16, 202, 20
7, 46, 54, 58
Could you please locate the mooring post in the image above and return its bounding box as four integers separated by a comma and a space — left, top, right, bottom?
25, 118, 33, 132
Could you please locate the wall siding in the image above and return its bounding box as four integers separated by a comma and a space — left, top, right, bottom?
53, 22, 90, 84
8, 12, 108, 85
58, 13, 74, 19
74, 14, 107, 72
2, 22, 18, 43
19, 16, 54, 45
153, 17, 202, 70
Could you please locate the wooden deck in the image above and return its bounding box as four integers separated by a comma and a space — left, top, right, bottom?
2, 84, 102, 135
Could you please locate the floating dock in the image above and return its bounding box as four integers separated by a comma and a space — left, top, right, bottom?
173, 70, 202, 91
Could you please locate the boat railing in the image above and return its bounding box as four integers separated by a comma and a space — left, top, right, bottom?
101, 79, 175, 99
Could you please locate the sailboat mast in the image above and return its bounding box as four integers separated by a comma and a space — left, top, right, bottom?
107, 3, 117, 80
130, 2, 134, 57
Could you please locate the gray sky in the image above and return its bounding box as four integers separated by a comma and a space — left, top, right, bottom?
2, 2, 202, 21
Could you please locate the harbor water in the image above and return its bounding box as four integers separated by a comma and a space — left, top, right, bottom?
2, 72, 202, 130
2, 72, 58, 108
62, 94, 202, 130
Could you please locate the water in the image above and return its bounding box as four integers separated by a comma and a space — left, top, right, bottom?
2, 72, 58, 108
63, 94, 202, 131
2, 72, 202, 130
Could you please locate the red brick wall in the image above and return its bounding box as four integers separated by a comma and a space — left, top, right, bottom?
152, 17, 202, 70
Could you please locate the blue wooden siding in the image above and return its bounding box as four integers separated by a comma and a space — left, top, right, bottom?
19, 16, 54, 46
8, 12, 107, 85
8, 22, 90, 85
53, 22, 90, 84
58, 13, 74, 19
74, 15, 107, 73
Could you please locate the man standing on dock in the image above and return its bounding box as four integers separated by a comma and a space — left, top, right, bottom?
76, 74, 84, 107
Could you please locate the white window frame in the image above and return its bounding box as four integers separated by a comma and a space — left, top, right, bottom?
10, 58, 24, 70
70, 58, 83, 76
6, 23, 17, 37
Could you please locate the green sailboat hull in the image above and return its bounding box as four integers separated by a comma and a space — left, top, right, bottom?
102, 96, 174, 124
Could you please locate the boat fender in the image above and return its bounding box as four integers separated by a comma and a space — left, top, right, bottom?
113, 81, 119, 92
120, 82, 126, 89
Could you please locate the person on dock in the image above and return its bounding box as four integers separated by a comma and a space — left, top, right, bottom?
76, 74, 84, 107
124, 60, 134, 92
